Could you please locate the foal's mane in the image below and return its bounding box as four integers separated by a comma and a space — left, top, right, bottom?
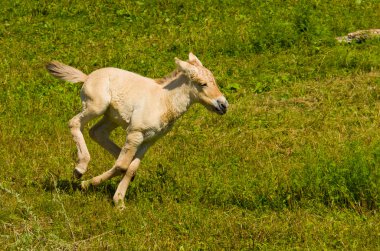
155, 60, 199, 85
155, 69, 181, 85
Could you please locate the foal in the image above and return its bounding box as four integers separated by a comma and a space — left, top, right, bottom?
46, 53, 228, 209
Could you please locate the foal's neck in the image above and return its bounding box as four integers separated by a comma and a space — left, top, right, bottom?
161, 73, 196, 121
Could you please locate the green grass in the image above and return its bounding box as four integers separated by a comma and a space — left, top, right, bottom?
1, 0, 380, 249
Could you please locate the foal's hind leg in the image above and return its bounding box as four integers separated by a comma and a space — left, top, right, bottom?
69, 76, 111, 178
89, 117, 121, 159
69, 110, 99, 179
69, 101, 108, 179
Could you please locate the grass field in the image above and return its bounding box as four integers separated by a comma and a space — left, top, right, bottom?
1, 0, 380, 249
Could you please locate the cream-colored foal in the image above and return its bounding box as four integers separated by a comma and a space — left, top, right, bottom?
46, 53, 228, 209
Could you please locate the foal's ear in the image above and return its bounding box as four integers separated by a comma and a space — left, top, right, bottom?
188, 52, 203, 66
175, 57, 198, 77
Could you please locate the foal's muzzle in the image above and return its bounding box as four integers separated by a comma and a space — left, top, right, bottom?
214, 96, 228, 115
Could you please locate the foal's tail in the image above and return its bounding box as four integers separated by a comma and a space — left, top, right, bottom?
46, 61, 88, 83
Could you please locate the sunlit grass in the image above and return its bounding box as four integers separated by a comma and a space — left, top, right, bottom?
1, 0, 380, 249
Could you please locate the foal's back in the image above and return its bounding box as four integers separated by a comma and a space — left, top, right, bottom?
82, 67, 159, 102
82, 67, 163, 128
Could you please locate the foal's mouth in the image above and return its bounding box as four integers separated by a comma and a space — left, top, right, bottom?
204, 97, 228, 115
214, 106, 227, 115
214, 98, 228, 115
213, 103, 228, 115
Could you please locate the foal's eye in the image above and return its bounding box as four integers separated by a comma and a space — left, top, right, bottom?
200, 83, 208, 87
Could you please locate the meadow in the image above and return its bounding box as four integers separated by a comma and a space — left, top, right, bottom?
1, 0, 380, 249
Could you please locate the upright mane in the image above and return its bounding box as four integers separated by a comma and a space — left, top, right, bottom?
155, 60, 199, 85
155, 69, 181, 85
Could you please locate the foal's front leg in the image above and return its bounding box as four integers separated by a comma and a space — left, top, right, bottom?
113, 143, 151, 209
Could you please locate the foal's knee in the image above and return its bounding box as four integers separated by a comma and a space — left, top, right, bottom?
125, 160, 140, 178
114, 162, 138, 178
126, 168, 137, 179
114, 163, 128, 173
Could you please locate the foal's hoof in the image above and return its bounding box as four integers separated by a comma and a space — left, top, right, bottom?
80, 180, 91, 191
73, 167, 85, 179
116, 203, 126, 211
113, 198, 126, 210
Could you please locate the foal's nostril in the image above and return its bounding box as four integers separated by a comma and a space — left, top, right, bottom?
216, 97, 228, 114
217, 102, 227, 113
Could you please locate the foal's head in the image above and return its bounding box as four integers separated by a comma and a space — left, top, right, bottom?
175, 53, 228, 115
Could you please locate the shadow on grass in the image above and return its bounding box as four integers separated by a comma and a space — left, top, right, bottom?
42, 177, 116, 198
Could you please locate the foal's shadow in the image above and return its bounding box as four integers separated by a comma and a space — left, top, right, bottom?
42, 175, 116, 197
42, 178, 80, 193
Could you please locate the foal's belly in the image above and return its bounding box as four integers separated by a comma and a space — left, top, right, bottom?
106, 96, 173, 143
106, 106, 131, 129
